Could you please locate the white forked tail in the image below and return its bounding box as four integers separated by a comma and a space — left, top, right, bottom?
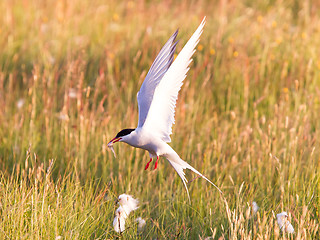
165, 151, 222, 202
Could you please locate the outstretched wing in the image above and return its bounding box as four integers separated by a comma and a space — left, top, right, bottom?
142, 17, 206, 142
137, 30, 178, 128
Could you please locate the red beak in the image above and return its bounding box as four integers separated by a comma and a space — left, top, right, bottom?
108, 137, 121, 145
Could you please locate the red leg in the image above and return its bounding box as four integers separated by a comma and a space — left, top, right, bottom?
154, 156, 159, 170
145, 158, 153, 170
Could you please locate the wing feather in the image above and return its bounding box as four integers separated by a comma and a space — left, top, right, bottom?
142, 17, 206, 142
137, 30, 178, 128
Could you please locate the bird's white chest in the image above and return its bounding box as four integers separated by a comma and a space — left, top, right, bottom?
123, 129, 168, 156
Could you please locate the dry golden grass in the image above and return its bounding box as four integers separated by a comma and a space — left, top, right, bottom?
0, 0, 319, 239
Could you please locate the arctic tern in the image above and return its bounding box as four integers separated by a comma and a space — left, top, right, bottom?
108, 17, 222, 200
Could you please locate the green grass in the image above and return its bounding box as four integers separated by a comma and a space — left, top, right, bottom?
0, 0, 319, 239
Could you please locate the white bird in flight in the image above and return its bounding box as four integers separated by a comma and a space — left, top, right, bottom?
108, 17, 221, 200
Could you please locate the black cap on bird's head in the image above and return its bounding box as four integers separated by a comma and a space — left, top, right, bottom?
108, 128, 135, 145
115, 128, 135, 138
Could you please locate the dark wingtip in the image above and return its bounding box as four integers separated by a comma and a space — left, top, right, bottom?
169, 29, 179, 43
173, 29, 179, 38
171, 40, 178, 53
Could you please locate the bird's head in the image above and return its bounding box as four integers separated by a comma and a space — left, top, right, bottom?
107, 128, 135, 158
108, 128, 135, 145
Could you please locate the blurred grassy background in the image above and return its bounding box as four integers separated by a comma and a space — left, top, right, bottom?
0, 0, 319, 239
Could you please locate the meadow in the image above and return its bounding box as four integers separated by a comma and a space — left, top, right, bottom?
0, 0, 319, 239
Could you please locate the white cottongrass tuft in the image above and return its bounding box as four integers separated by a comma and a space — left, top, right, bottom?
113, 206, 127, 233
135, 217, 146, 233
118, 194, 139, 214
277, 211, 294, 233
57, 112, 69, 121
68, 88, 77, 98
17, 99, 25, 109
252, 201, 259, 214
113, 194, 139, 233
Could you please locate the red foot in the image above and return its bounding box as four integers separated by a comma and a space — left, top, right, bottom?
145, 158, 153, 170
154, 156, 159, 170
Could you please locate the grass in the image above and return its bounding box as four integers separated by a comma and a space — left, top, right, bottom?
0, 0, 319, 239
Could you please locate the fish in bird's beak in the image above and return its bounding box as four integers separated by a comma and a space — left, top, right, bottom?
107, 137, 121, 158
